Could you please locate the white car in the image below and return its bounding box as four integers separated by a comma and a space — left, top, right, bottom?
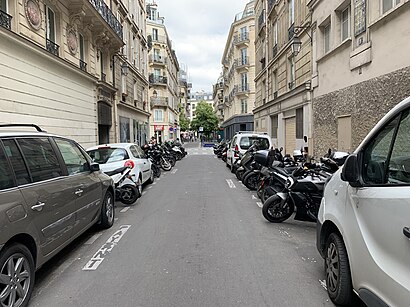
226, 132, 272, 171
317, 96, 410, 306
86, 143, 154, 196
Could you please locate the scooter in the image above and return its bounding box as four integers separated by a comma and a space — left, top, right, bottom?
104, 166, 139, 205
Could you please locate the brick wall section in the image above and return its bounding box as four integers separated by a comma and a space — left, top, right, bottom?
313, 66, 410, 156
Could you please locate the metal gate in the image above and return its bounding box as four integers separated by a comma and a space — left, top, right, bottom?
285, 117, 296, 155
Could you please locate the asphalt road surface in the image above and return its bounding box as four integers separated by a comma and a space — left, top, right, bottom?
29, 143, 358, 307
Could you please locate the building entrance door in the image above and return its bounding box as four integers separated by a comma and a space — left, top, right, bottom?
285, 117, 296, 155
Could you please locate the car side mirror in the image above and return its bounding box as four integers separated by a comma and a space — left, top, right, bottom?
90, 163, 100, 172
341, 154, 361, 187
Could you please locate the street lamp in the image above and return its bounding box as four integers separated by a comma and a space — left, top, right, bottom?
291, 36, 302, 57
121, 62, 129, 76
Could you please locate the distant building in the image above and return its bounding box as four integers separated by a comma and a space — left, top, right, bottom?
147, 1, 180, 143
213, 74, 225, 125
188, 91, 214, 120
220, 1, 256, 140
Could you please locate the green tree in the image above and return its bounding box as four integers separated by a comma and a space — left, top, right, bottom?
179, 112, 190, 131
190, 101, 219, 137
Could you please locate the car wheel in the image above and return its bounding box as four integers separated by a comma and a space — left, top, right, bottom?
0, 243, 35, 307
325, 233, 353, 305
148, 168, 155, 184
136, 177, 143, 197
100, 190, 115, 229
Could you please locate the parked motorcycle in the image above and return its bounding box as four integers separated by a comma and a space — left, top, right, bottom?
262, 166, 330, 223
104, 166, 139, 205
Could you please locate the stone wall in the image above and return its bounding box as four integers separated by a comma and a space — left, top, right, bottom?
313, 66, 410, 156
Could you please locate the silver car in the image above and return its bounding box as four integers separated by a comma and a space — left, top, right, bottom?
0, 124, 115, 307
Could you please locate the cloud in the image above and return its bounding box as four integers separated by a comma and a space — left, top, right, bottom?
154, 0, 250, 93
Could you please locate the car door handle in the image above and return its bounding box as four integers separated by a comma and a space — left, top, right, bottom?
31, 202, 45, 212
75, 189, 84, 196
404, 227, 410, 239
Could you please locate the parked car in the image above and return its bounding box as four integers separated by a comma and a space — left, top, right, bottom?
0, 124, 115, 307
317, 96, 410, 306
86, 143, 154, 198
226, 132, 272, 172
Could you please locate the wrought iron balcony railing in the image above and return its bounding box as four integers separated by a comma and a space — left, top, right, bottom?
258, 9, 265, 30
149, 74, 168, 85
46, 39, 59, 56
89, 0, 122, 40
272, 44, 278, 59
235, 83, 250, 94
0, 9, 12, 30
233, 32, 249, 45
149, 54, 167, 65
235, 56, 250, 68
288, 23, 295, 41
79, 60, 87, 72
150, 97, 169, 108
101, 73, 106, 82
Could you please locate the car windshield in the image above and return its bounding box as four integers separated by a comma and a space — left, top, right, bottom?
87, 148, 128, 164
240, 137, 270, 150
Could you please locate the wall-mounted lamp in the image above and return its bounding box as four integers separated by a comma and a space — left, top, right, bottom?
290, 25, 312, 57
121, 62, 129, 76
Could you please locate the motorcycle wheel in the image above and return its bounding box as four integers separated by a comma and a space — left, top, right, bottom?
241, 170, 253, 182
169, 156, 176, 167
260, 189, 270, 203
120, 184, 139, 205
262, 195, 294, 223
236, 169, 244, 181
160, 158, 172, 171
175, 152, 183, 161
243, 172, 259, 191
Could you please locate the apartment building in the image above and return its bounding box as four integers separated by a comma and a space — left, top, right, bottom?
179, 65, 192, 120
253, 0, 312, 155
308, 0, 410, 155
147, 2, 180, 143
115, 0, 150, 146
213, 74, 225, 125
0, 0, 148, 147
221, 1, 256, 140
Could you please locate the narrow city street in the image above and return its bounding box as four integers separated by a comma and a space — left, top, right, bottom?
27, 142, 343, 307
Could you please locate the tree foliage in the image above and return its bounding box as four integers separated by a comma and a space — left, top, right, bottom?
179, 112, 190, 131
190, 101, 218, 135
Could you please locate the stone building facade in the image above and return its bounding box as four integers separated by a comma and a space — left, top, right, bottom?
308, 0, 410, 155
0, 0, 125, 148
253, 0, 312, 155
221, 1, 256, 140
213, 75, 225, 125
146, 1, 180, 143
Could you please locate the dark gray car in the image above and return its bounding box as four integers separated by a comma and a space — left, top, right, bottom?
0, 124, 115, 307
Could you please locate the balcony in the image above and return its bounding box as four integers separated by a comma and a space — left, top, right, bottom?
235, 56, 250, 70
217, 103, 224, 110
149, 74, 167, 86
0, 10, 12, 30
150, 97, 169, 108
233, 32, 249, 46
150, 35, 167, 44
149, 54, 167, 66
235, 83, 250, 96
268, 0, 278, 17
46, 39, 59, 56
79, 59, 87, 72
258, 9, 266, 34
68, 0, 123, 49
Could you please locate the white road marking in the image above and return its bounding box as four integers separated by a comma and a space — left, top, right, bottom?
84, 233, 102, 245
171, 168, 178, 174
82, 225, 131, 271
252, 195, 258, 200
256, 202, 263, 208
142, 191, 146, 195
226, 179, 236, 188
114, 218, 119, 221
120, 207, 130, 213
153, 182, 157, 185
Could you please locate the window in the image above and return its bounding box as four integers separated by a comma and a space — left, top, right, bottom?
239, 137, 270, 150
241, 48, 247, 65
55, 139, 89, 175
120, 117, 130, 142
271, 115, 278, 138
0, 0, 7, 12
272, 71, 278, 96
0, 142, 15, 190
154, 109, 164, 122
79, 34, 85, 61
2, 139, 30, 185
241, 99, 248, 114
241, 73, 248, 90
288, 57, 295, 85
324, 24, 331, 53
152, 28, 158, 41
382, 0, 400, 14
341, 7, 350, 41
45, 6, 56, 42
272, 21, 278, 45
122, 74, 127, 95
88, 148, 129, 164
17, 138, 62, 183
289, 0, 295, 26
296, 108, 303, 139
240, 26, 247, 40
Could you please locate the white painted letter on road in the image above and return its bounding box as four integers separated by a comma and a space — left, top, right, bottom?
82, 225, 131, 271
226, 179, 236, 189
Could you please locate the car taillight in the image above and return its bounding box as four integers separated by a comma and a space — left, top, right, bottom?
234, 145, 239, 157
124, 160, 135, 169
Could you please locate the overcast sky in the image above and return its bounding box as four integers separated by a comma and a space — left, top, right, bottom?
154, 0, 250, 94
